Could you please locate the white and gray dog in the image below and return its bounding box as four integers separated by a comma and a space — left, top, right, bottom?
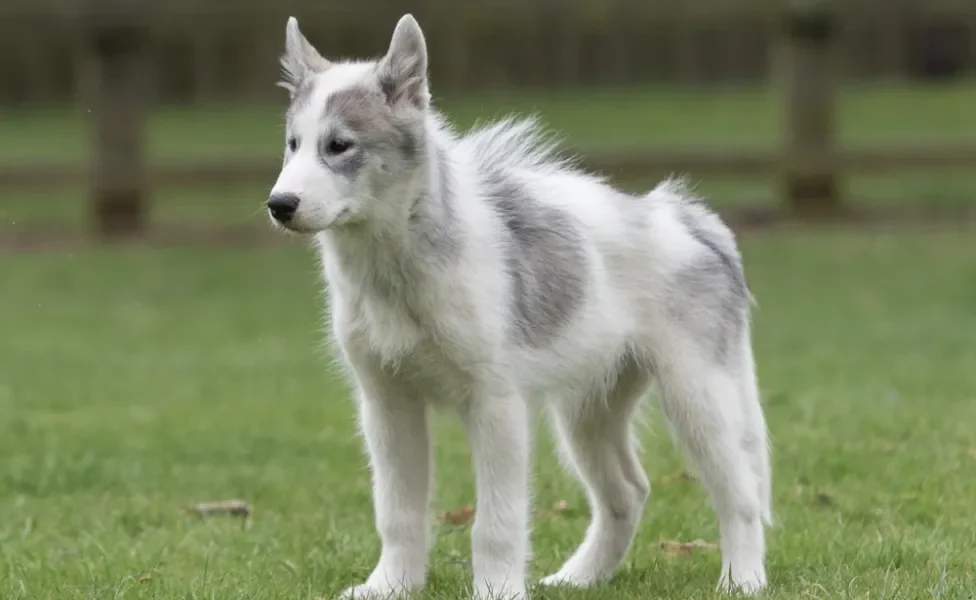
267, 13, 772, 600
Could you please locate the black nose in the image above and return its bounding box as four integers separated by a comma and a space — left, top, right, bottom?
267, 193, 300, 222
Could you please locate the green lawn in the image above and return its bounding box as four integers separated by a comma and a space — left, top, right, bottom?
1, 231, 975, 599
1, 81, 976, 226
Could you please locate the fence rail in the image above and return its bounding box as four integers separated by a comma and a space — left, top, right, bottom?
1, 0, 975, 104
5, 143, 976, 190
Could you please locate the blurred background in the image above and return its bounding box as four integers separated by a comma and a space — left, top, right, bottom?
1, 0, 975, 238
1, 2, 976, 597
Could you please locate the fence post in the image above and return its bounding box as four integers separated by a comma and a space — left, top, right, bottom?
87, 0, 149, 238
782, 0, 841, 217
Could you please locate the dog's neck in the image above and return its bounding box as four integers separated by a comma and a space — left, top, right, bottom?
317, 115, 458, 302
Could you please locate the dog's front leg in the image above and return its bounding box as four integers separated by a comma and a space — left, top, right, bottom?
462, 387, 530, 600
340, 379, 432, 599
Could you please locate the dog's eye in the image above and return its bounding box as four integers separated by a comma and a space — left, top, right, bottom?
287, 137, 299, 152
326, 139, 353, 155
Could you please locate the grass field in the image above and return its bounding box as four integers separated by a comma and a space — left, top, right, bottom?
1, 230, 975, 599
1, 80, 975, 598
2, 80, 976, 226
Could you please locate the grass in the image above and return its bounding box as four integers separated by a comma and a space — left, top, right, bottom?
2, 80, 976, 227
1, 80, 975, 597
1, 231, 975, 599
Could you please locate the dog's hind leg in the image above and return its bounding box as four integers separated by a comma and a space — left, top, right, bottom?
539, 355, 651, 588
738, 338, 773, 527
654, 335, 768, 594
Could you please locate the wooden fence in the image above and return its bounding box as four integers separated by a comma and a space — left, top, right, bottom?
1, 0, 975, 104
2, 0, 976, 237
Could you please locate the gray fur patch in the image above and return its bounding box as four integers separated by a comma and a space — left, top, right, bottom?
408, 146, 460, 256
485, 170, 588, 347
317, 139, 367, 176
673, 209, 750, 362
324, 86, 382, 127
323, 85, 422, 165
684, 219, 747, 297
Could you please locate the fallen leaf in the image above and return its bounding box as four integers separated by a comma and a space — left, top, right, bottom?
658, 471, 695, 484
660, 538, 718, 557
811, 492, 834, 506
190, 499, 251, 519
538, 499, 573, 519
441, 504, 475, 526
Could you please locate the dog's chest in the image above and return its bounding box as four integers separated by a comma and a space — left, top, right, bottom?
333, 291, 472, 405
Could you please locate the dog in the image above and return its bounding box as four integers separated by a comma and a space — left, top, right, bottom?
267, 13, 772, 600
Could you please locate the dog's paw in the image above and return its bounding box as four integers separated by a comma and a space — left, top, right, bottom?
336, 582, 407, 600
537, 571, 591, 588
472, 583, 527, 600
716, 565, 767, 595
537, 560, 605, 589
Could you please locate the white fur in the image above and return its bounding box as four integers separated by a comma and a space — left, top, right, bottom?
268, 14, 772, 600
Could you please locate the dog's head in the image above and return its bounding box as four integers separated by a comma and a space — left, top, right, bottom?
267, 14, 431, 233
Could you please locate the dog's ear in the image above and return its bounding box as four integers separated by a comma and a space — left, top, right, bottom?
376, 14, 430, 109
278, 17, 330, 95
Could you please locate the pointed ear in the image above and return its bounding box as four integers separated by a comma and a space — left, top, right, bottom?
277, 17, 331, 95
376, 14, 429, 109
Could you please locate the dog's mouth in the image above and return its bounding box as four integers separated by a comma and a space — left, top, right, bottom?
270, 218, 316, 235
269, 207, 353, 234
